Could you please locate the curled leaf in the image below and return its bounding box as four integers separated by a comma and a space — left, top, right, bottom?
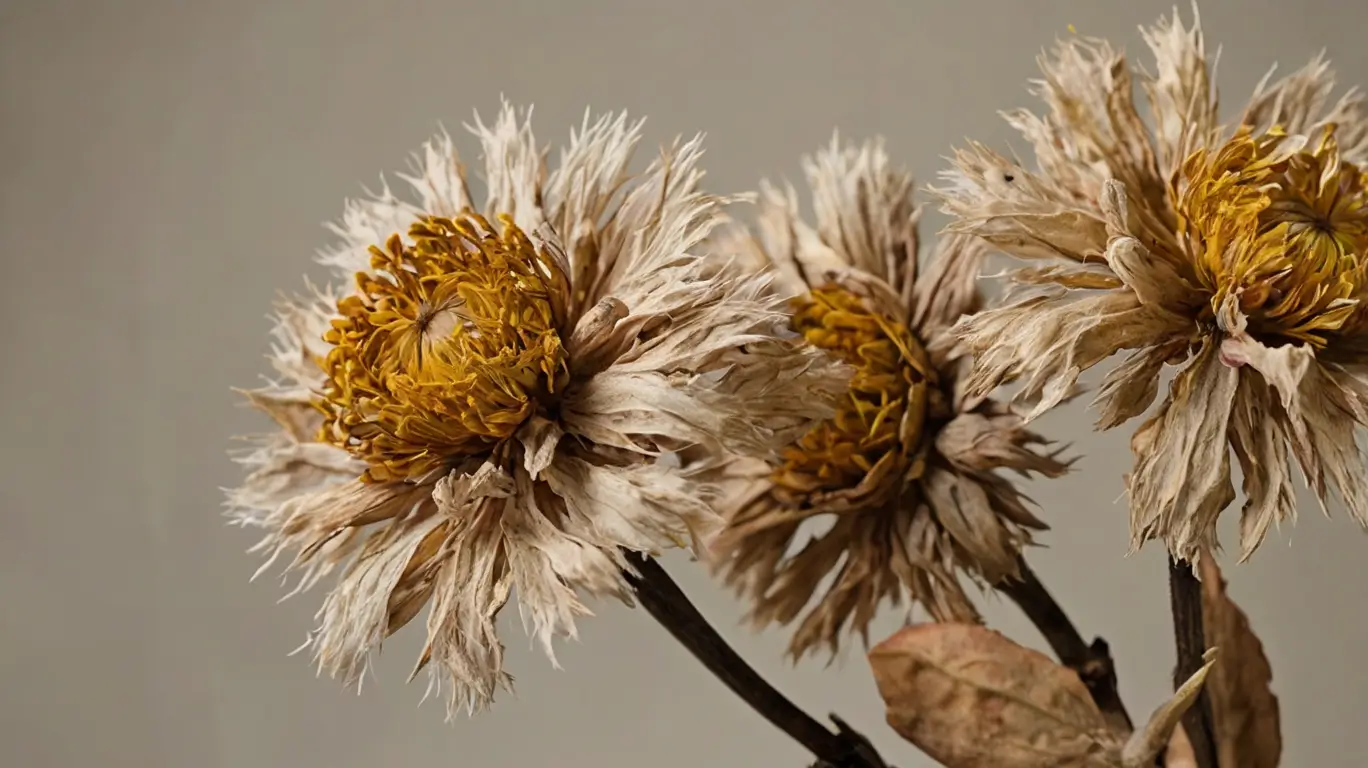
869, 623, 1121, 768
1199, 553, 1282, 768
1120, 648, 1218, 767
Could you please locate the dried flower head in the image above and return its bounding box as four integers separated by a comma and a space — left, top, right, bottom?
935, 8, 1368, 562
226, 103, 848, 715
710, 136, 1071, 660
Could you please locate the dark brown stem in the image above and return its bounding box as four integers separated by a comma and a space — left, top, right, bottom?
1168, 556, 1218, 768
998, 556, 1134, 733
622, 552, 888, 768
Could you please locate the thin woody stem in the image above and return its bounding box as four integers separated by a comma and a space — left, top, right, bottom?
1168, 555, 1219, 768
998, 556, 1134, 733
622, 551, 888, 768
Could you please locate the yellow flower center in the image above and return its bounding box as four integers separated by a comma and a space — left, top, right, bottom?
317, 213, 570, 483
1178, 125, 1368, 347
772, 285, 933, 500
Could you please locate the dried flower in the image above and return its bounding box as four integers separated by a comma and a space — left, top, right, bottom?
226, 103, 848, 715
709, 137, 1071, 660
936, 7, 1368, 562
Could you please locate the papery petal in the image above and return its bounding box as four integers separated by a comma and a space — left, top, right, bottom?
1092, 343, 1181, 430
954, 289, 1191, 420
1098, 180, 1204, 312
1128, 340, 1239, 561
543, 453, 721, 557
235, 286, 338, 440
909, 233, 988, 344
935, 142, 1110, 263
467, 101, 547, 229
802, 134, 920, 298
934, 411, 1071, 480
1242, 54, 1368, 163
1032, 33, 1167, 207
1140, 7, 1220, 176
225, 437, 362, 530
561, 271, 848, 460
1227, 372, 1297, 560
922, 468, 1031, 584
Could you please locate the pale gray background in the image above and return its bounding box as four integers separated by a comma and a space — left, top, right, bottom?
4, 0, 1366, 766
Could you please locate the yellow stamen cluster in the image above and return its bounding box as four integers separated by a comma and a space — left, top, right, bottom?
1179, 125, 1368, 347
773, 286, 933, 500
318, 213, 570, 483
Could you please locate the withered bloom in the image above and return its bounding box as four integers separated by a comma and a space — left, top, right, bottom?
937, 9, 1368, 562
710, 137, 1071, 660
226, 104, 847, 714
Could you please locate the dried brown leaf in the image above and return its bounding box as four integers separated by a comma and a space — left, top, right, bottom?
1120, 649, 1217, 767
1199, 554, 1282, 768
869, 623, 1121, 768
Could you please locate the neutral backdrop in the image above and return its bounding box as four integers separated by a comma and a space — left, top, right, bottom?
4, 0, 1367, 766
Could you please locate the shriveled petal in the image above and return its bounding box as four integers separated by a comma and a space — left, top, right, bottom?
714, 494, 982, 660
802, 134, 920, 298
1227, 372, 1297, 560
954, 288, 1191, 420
235, 286, 338, 441
934, 412, 1072, 482
1098, 180, 1204, 313
467, 101, 547, 230
1128, 340, 1239, 561
561, 270, 849, 460
543, 453, 721, 557
585, 133, 740, 313
1139, 8, 1220, 176
1241, 54, 1368, 163
909, 233, 988, 345
922, 468, 1032, 585
225, 437, 362, 531
319, 133, 472, 275
1092, 342, 1183, 430
934, 142, 1110, 263
542, 110, 647, 320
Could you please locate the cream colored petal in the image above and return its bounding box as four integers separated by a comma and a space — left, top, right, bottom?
544, 109, 644, 237
749, 180, 846, 292
1273, 362, 1368, 531
1092, 343, 1180, 430
909, 233, 988, 343
1098, 180, 1203, 312
1139, 7, 1220, 177
1215, 296, 1314, 408
1227, 372, 1296, 561
934, 411, 1071, 480
1242, 54, 1356, 143
312, 511, 447, 689
802, 134, 920, 296
225, 436, 362, 530
318, 130, 480, 276
922, 469, 1027, 584
467, 100, 547, 229
517, 415, 564, 481
954, 288, 1190, 420
1031, 34, 1166, 206
543, 453, 721, 557
420, 497, 514, 715
934, 142, 1111, 263
543, 110, 647, 320
247, 477, 435, 616
586, 133, 736, 310
394, 128, 476, 218
1128, 340, 1239, 562
562, 271, 848, 459
236, 286, 338, 440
